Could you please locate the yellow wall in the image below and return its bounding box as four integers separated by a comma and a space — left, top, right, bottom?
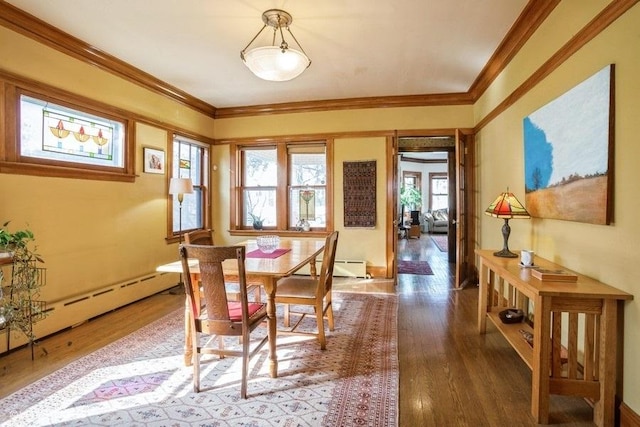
0, 28, 216, 306
333, 137, 387, 267
215, 105, 472, 138
475, 1, 640, 412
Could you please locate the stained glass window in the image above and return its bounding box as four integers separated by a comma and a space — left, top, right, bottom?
20, 95, 125, 168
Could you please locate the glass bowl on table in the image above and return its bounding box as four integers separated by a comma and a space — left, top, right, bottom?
256, 235, 280, 254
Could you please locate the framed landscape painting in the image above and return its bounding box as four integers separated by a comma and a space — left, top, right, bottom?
523, 64, 614, 225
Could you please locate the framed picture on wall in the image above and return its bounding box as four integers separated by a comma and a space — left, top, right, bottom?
143, 147, 165, 174
523, 64, 614, 225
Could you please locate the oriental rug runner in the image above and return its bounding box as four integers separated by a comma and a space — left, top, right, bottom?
430, 234, 448, 252
0, 292, 398, 427
397, 259, 434, 275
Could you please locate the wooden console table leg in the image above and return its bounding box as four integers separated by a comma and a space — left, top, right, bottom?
477, 260, 489, 333
594, 298, 618, 427
531, 295, 552, 424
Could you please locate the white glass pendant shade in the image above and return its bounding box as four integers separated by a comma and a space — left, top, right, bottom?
243, 46, 310, 82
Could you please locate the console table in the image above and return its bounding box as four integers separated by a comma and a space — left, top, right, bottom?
476, 249, 633, 426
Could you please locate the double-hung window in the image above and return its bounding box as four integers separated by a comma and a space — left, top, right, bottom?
288, 145, 327, 227
430, 173, 448, 210
170, 135, 209, 238
232, 141, 330, 233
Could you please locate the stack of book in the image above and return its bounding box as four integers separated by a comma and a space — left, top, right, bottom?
531, 267, 578, 282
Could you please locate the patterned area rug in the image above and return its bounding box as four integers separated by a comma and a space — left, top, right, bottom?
0, 292, 398, 427
431, 234, 448, 252
397, 260, 434, 275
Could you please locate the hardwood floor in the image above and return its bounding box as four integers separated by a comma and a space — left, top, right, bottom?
1, 233, 596, 425
397, 233, 594, 426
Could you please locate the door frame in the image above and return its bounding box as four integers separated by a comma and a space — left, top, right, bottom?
389, 129, 476, 286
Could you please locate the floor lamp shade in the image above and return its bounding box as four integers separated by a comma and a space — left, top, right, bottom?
169, 178, 193, 203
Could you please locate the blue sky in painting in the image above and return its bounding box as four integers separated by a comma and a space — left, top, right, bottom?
523, 117, 552, 190
523, 66, 610, 190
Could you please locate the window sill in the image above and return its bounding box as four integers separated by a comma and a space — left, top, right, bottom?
0, 161, 136, 183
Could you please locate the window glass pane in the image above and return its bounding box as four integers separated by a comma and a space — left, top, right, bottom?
433, 178, 448, 194
289, 150, 326, 228
244, 148, 277, 186
404, 176, 416, 188
431, 177, 448, 211
290, 188, 326, 227
172, 136, 208, 234
175, 189, 203, 232
290, 153, 326, 186
432, 196, 448, 211
244, 189, 276, 227
20, 95, 124, 168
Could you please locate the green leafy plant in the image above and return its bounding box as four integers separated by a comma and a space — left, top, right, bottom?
248, 213, 264, 230
0, 221, 43, 264
1, 221, 35, 253
400, 186, 422, 210
0, 221, 46, 339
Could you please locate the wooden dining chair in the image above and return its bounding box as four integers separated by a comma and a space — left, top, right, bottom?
185, 229, 261, 302
275, 231, 339, 350
179, 244, 268, 398
184, 229, 215, 245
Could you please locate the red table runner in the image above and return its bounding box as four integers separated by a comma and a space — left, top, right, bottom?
246, 248, 291, 259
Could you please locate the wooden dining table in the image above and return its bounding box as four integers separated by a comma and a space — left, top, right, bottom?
156, 237, 325, 378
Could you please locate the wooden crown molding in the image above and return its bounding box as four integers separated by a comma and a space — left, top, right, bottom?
468, 0, 560, 100
0, 1, 216, 118
474, 0, 639, 133
0, 0, 562, 119
213, 92, 474, 119
400, 155, 447, 164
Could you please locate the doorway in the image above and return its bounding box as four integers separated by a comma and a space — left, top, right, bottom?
391, 132, 475, 288
397, 150, 454, 276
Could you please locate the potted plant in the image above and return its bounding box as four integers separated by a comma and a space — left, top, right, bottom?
0, 221, 46, 340
0, 221, 36, 260
400, 186, 422, 211
248, 213, 264, 230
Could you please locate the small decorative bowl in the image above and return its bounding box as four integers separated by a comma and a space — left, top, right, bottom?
256, 235, 280, 254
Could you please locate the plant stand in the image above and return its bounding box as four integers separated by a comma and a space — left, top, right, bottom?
0, 257, 47, 359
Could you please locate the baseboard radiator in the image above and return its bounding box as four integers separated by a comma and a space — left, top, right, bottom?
296, 259, 367, 278
0, 271, 177, 353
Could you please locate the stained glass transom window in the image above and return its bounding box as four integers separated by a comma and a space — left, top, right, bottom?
20, 95, 124, 168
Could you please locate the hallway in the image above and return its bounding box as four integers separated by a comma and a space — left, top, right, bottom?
396, 232, 594, 426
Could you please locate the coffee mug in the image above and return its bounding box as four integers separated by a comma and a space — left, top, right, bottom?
521, 250, 534, 266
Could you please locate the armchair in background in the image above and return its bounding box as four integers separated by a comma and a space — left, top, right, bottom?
423, 209, 449, 233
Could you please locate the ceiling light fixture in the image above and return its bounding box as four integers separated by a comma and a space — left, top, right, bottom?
240, 9, 311, 82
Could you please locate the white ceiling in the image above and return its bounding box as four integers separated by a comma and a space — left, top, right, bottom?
6, 0, 528, 109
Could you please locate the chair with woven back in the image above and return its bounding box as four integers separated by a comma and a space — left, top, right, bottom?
184, 230, 261, 302
179, 244, 268, 398
275, 231, 339, 350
